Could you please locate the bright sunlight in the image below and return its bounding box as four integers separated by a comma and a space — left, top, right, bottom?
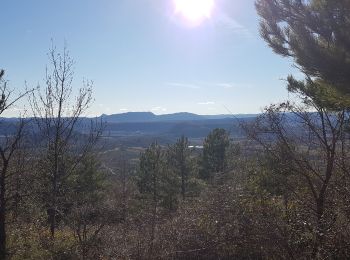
173, 0, 215, 24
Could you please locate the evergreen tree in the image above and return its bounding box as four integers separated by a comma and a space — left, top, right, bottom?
256, 0, 350, 106
167, 136, 191, 200
67, 155, 107, 259
137, 142, 179, 211
69, 155, 106, 209
200, 128, 230, 179
137, 142, 179, 257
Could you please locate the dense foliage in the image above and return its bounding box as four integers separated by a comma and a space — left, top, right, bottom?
256, 0, 350, 106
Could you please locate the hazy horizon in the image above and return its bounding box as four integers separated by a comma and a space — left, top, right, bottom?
1, 0, 300, 117
0, 110, 259, 119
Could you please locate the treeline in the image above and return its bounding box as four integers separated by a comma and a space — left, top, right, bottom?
2, 0, 350, 258
1, 64, 350, 259
2, 73, 350, 259
101, 104, 350, 259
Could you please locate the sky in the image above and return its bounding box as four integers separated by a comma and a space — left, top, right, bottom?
0, 0, 301, 116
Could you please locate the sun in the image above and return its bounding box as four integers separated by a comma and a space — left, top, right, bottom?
173, 0, 215, 24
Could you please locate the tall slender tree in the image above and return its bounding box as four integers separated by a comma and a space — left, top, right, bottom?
29, 46, 101, 239
137, 142, 179, 256
0, 70, 30, 259
167, 136, 191, 200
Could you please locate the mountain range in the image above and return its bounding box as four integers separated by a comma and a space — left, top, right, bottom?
0, 112, 259, 142
101, 112, 258, 123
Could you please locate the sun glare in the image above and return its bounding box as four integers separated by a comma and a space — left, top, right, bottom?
174, 0, 215, 24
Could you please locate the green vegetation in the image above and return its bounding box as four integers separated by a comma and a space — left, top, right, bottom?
1, 0, 350, 259
200, 128, 230, 179
256, 0, 350, 106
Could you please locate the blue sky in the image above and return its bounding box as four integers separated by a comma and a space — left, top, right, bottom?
1, 0, 300, 116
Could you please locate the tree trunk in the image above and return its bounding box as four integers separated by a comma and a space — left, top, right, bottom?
181, 173, 185, 200
0, 166, 7, 259
312, 149, 335, 258
50, 172, 57, 239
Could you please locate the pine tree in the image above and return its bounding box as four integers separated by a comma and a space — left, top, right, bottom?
167, 136, 191, 200
256, 0, 350, 106
200, 128, 230, 179
67, 155, 107, 258
137, 142, 179, 211
137, 142, 179, 256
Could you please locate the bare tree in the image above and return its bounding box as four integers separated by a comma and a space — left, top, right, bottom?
243, 86, 350, 258
0, 69, 31, 259
29, 45, 102, 239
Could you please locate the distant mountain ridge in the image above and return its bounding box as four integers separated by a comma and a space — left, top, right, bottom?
101, 112, 257, 123
0, 112, 258, 123
0, 112, 259, 140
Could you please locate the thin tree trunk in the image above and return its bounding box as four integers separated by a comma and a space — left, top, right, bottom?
149, 163, 158, 258
0, 163, 8, 259
181, 174, 185, 200
312, 147, 335, 258
50, 155, 58, 239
